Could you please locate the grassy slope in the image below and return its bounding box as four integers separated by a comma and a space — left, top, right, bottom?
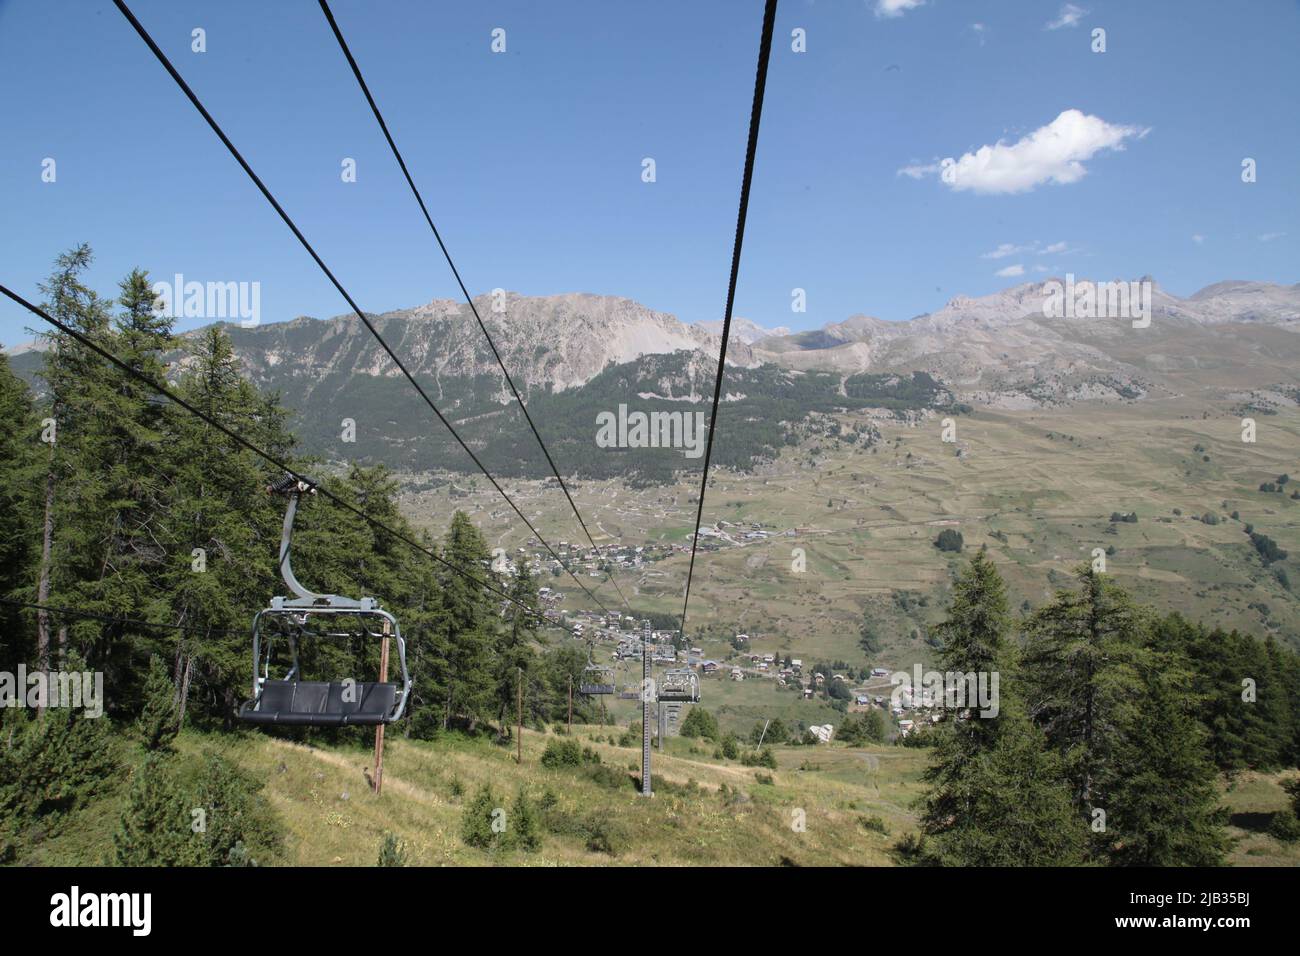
400, 398, 1300, 671
21, 727, 1299, 867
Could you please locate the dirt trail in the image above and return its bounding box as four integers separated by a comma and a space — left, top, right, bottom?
265, 738, 445, 808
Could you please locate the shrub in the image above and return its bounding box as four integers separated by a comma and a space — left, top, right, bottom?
0, 706, 119, 862
583, 764, 629, 791
377, 832, 408, 866
1248, 530, 1288, 565
580, 811, 626, 855
680, 707, 719, 741
113, 754, 202, 866
461, 784, 501, 850
545, 807, 627, 856
193, 752, 281, 866
839, 710, 886, 745
507, 788, 541, 852
934, 529, 964, 552
540, 738, 584, 768
859, 815, 889, 834
1269, 812, 1300, 843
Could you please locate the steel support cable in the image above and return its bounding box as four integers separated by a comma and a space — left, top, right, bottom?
0, 596, 243, 636
110, 0, 614, 616
317, 0, 632, 612
0, 283, 582, 638
677, 0, 778, 640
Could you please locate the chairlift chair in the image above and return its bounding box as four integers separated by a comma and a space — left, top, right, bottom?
656, 667, 700, 703
237, 476, 412, 727
578, 645, 616, 695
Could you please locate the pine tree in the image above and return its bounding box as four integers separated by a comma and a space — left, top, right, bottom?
1103, 661, 1227, 866
113, 754, 203, 866
461, 783, 501, 850
1022, 565, 1149, 824
508, 787, 541, 852
32, 245, 114, 679
163, 325, 292, 725
543, 642, 598, 726
918, 704, 1089, 866
495, 564, 539, 735
436, 512, 496, 731
0, 353, 39, 668
1163, 616, 1249, 773
137, 655, 179, 750
917, 551, 1087, 865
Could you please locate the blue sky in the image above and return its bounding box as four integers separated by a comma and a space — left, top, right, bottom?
1, 0, 1297, 347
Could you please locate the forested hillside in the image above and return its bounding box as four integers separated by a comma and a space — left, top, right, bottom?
9, 321, 963, 480
0, 249, 602, 863
3, 248, 1299, 868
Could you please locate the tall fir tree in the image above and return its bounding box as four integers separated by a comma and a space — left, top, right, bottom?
137, 654, 180, 750
0, 352, 40, 669
33, 244, 114, 679
495, 563, 540, 734
1022, 565, 1150, 826
918, 704, 1089, 866
163, 325, 290, 724
1103, 658, 1228, 866
918, 550, 1087, 865
432, 512, 496, 731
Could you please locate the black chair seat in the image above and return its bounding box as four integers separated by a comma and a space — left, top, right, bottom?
657, 691, 698, 702
239, 680, 398, 726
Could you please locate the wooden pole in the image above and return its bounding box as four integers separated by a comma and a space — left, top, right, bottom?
372, 619, 390, 794
516, 666, 523, 764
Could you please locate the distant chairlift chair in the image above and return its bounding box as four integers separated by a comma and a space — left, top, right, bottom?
579, 649, 616, 696
238, 476, 412, 727
657, 667, 700, 703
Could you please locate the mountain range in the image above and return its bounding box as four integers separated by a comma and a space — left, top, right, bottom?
8, 278, 1298, 476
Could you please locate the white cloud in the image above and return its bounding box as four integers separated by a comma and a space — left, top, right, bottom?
970, 23, 988, 45
897, 161, 941, 179
982, 242, 1031, 259
905, 109, 1148, 195
982, 240, 1073, 259
1259, 231, 1287, 242
995, 264, 1026, 277
874, 0, 925, 19
1191, 233, 1206, 245
1046, 4, 1088, 30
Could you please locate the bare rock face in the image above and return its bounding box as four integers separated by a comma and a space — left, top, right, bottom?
12, 280, 1296, 410
696, 317, 792, 345
751, 278, 1300, 402
211, 291, 754, 399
